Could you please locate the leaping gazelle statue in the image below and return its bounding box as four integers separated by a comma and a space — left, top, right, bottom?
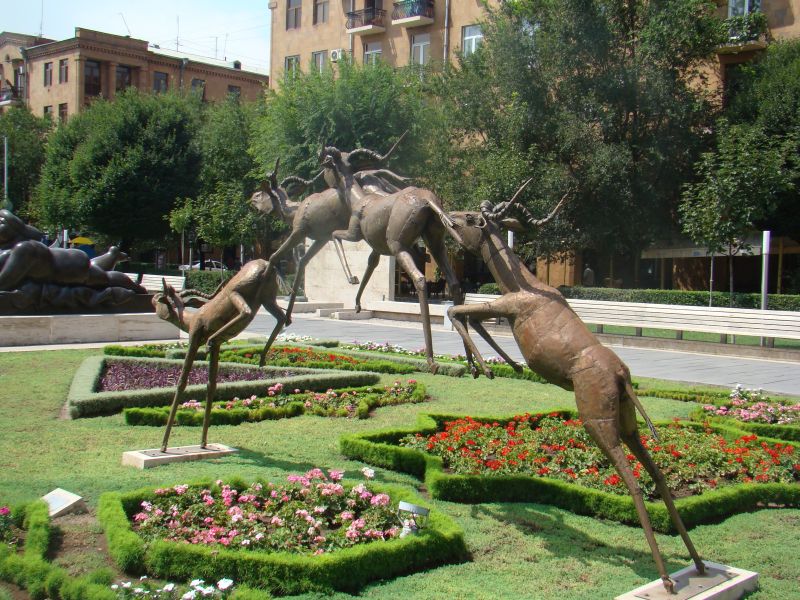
443, 181, 705, 593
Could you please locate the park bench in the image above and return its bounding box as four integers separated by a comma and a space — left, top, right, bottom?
122, 273, 186, 294
463, 293, 800, 345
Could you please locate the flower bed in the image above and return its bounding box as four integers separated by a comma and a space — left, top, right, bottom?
0, 506, 20, 548
99, 360, 291, 392
690, 385, 800, 442
339, 412, 800, 532
68, 356, 380, 418
123, 380, 427, 426
99, 473, 466, 595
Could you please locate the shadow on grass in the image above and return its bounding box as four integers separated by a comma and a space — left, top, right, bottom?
472, 503, 693, 581
232, 446, 321, 473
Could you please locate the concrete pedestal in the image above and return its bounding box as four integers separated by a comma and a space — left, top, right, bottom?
1, 313, 178, 346
615, 561, 758, 600
122, 443, 237, 469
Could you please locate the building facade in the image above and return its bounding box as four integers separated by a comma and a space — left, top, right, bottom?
0, 28, 268, 120
268, 0, 491, 84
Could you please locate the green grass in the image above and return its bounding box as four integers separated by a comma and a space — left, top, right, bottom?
1, 349, 798, 599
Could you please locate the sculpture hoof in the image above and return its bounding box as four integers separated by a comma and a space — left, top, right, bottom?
285, 315, 292, 327
429, 362, 440, 375
511, 362, 524, 373
349, 276, 360, 285
484, 368, 495, 380
695, 561, 706, 575
661, 577, 675, 594
355, 304, 361, 314
470, 365, 480, 379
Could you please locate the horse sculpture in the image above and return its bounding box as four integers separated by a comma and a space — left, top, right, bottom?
443, 182, 704, 593
152, 259, 287, 452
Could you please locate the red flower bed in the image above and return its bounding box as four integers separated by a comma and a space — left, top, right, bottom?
401, 414, 800, 501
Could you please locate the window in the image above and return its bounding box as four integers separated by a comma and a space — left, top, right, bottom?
43, 105, 53, 119
312, 50, 327, 73
287, 0, 302, 29
364, 42, 382, 65
84, 60, 101, 97
411, 33, 430, 66
58, 59, 68, 83
58, 103, 68, 122
228, 85, 242, 97
190, 78, 206, 100
314, 0, 329, 24
115, 65, 132, 91
462, 25, 483, 56
728, 0, 760, 16
153, 71, 168, 93
284, 55, 300, 77
43, 62, 53, 86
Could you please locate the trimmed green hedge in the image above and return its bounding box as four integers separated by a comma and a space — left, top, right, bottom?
340, 412, 800, 533
0, 501, 117, 600
99, 480, 467, 596
123, 382, 427, 426
687, 407, 800, 442
68, 356, 380, 418
184, 270, 234, 294
560, 286, 800, 311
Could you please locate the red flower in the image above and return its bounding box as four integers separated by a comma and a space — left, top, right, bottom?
604, 474, 621, 486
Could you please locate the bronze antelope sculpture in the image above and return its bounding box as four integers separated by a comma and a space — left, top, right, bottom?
319, 144, 464, 374
251, 158, 406, 327
443, 182, 704, 593
152, 259, 287, 451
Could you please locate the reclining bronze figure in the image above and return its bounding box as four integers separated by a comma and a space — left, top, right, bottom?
444, 183, 704, 593
152, 259, 287, 451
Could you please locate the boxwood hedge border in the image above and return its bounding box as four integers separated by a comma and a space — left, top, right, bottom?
123, 382, 428, 426
339, 412, 800, 533
687, 407, 800, 442
68, 356, 380, 419
98, 478, 467, 596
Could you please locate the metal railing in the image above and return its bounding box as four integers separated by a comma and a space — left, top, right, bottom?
0, 86, 21, 103
392, 0, 434, 21
346, 8, 387, 29
724, 11, 768, 43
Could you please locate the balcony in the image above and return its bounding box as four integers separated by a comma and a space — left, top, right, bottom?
717, 12, 768, 54
346, 8, 387, 35
0, 85, 22, 108
392, 0, 434, 27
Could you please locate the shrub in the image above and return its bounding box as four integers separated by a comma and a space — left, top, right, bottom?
184, 270, 234, 294
68, 356, 380, 418
99, 476, 467, 595
340, 412, 800, 533
559, 286, 800, 311
477, 283, 501, 294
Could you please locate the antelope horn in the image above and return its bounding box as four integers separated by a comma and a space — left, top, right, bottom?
529, 189, 571, 227
348, 130, 409, 165
268, 158, 280, 186
280, 171, 324, 192
494, 178, 534, 220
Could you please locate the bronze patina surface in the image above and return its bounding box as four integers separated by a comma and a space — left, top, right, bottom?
151, 259, 286, 452
443, 183, 704, 593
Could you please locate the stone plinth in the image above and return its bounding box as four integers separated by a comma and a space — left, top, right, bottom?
615, 561, 758, 600
42, 488, 87, 517
0, 313, 179, 346
122, 443, 238, 469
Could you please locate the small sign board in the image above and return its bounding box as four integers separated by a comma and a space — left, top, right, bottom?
41, 488, 86, 518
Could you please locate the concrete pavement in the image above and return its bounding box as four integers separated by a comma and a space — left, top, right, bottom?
246, 312, 800, 396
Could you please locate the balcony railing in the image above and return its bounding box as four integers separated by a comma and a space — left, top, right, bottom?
346, 8, 387, 30
0, 86, 22, 105
392, 0, 434, 21
724, 11, 768, 44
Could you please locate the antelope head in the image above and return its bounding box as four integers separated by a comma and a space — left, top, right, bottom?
152, 279, 187, 331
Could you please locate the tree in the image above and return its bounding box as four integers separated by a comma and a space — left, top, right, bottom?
250, 58, 437, 182
426, 0, 725, 261
35, 90, 201, 246
0, 107, 50, 215
679, 119, 792, 301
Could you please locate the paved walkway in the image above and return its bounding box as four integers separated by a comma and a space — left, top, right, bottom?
246, 313, 800, 396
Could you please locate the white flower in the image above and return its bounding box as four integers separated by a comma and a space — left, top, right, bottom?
217, 578, 234, 591
201, 585, 216, 596
190, 579, 204, 588
361, 467, 375, 479
111, 584, 119, 590
181, 592, 197, 600
122, 581, 132, 588
140, 575, 148, 580
163, 583, 176, 592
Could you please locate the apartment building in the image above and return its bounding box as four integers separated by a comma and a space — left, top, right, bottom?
0, 28, 269, 120
268, 0, 491, 84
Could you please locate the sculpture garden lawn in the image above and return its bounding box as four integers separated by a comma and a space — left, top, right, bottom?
1, 347, 799, 599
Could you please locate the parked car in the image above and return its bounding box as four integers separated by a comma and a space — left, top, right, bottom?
178, 260, 227, 272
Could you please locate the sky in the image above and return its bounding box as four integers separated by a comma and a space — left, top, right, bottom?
3, 0, 272, 74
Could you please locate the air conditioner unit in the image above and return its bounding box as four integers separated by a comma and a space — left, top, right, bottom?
330, 48, 345, 62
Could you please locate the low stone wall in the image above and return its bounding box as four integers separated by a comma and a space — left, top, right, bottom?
1, 313, 179, 347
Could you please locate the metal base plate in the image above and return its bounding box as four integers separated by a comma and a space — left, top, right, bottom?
616, 561, 758, 600
122, 443, 237, 469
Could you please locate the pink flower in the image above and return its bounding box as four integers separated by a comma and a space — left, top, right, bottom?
370, 493, 390, 506
328, 469, 344, 481
0, 506, 10, 516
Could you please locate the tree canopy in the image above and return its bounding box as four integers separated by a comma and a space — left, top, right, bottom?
0, 106, 50, 215
34, 90, 201, 246
426, 0, 725, 260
